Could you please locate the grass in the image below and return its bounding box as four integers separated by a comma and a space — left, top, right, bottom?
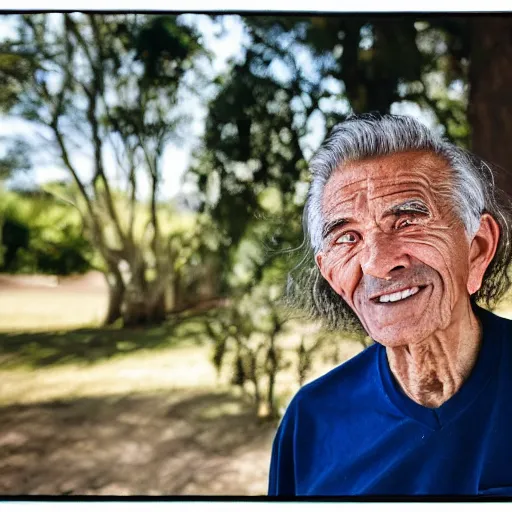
0, 283, 222, 369
0, 325, 361, 494
0, 321, 198, 369
0, 310, 363, 408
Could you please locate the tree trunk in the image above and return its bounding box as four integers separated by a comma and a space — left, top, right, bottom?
104, 269, 125, 325
265, 336, 279, 420
122, 288, 167, 327
249, 351, 261, 409
172, 270, 183, 311
150, 290, 167, 323
469, 17, 512, 196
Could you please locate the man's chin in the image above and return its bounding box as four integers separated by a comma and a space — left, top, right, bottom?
366, 322, 436, 348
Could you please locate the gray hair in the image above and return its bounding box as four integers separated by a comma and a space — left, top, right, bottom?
287, 113, 512, 331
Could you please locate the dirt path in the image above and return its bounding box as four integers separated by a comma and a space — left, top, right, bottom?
0, 388, 276, 496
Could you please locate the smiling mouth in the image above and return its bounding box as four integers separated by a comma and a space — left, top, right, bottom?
372, 285, 427, 304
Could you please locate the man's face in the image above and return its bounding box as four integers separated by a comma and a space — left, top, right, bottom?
316, 151, 481, 347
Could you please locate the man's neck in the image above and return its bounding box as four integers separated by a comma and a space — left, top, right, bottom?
385, 302, 482, 408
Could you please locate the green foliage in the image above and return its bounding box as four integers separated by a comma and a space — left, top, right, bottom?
136, 16, 206, 86
0, 190, 93, 275
0, 217, 29, 270
196, 285, 292, 418
0, 50, 34, 113
194, 282, 368, 419
191, 15, 471, 262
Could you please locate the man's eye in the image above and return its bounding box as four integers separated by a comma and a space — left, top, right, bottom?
335, 232, 359, 244
395, 216, 418, 229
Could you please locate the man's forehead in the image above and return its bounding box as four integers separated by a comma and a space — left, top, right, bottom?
322, 150, 451, 208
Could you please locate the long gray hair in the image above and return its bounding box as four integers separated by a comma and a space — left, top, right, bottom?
287, 113, 512, 331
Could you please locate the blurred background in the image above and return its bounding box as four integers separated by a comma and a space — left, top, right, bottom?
1, 12, 512, 496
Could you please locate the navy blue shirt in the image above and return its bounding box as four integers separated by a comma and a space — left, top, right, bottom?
268, 307, 512, 496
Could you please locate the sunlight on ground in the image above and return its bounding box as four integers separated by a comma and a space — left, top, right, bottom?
199, 400, 245, 420
0, 336, 364, 409
0, 345, 219, 406
0, 289, 107, 332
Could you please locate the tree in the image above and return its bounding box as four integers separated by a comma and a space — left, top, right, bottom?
0, 13, 208, 325
468, 17, 512, 196
293, 15, 512, 200
192, 14, 512, 294
0, 189, 93, 275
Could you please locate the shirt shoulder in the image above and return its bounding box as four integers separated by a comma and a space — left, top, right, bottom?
479, 307, 512, 352
480, 307, 512, 365
293, 342, 381, 413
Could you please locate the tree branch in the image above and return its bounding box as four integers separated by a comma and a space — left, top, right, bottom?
66, 14, 127, 247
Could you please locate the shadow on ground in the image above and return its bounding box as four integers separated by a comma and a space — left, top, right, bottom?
0, 313, 210, 369
0, 389, 276, 495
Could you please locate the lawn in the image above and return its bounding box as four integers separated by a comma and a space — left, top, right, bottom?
0, 278, 363, 495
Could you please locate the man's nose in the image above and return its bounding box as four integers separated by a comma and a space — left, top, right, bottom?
360, 232, 411, 279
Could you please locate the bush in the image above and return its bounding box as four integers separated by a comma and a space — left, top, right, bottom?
0, 190, 93, 275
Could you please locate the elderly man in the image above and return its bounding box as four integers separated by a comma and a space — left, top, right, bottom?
268, 113, 512, 496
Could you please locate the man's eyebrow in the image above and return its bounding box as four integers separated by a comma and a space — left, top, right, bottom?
385, 199, 431, 216
322, 218, 350, 239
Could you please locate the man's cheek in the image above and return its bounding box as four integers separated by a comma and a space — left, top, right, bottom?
409, 238, 454, 272
412, 250, 468, 315
413, 238, 466, 284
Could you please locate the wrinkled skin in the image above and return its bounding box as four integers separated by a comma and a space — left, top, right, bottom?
316, 151, 500, 407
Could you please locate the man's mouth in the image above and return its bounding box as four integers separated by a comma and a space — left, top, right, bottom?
372, 285, 426, 304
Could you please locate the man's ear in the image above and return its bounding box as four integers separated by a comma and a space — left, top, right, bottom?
315, 251, 325, 277
316, 251, 338, 293
467, 213, 500, 295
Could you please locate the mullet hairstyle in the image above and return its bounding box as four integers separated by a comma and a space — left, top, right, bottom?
286, 113, 512, 332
